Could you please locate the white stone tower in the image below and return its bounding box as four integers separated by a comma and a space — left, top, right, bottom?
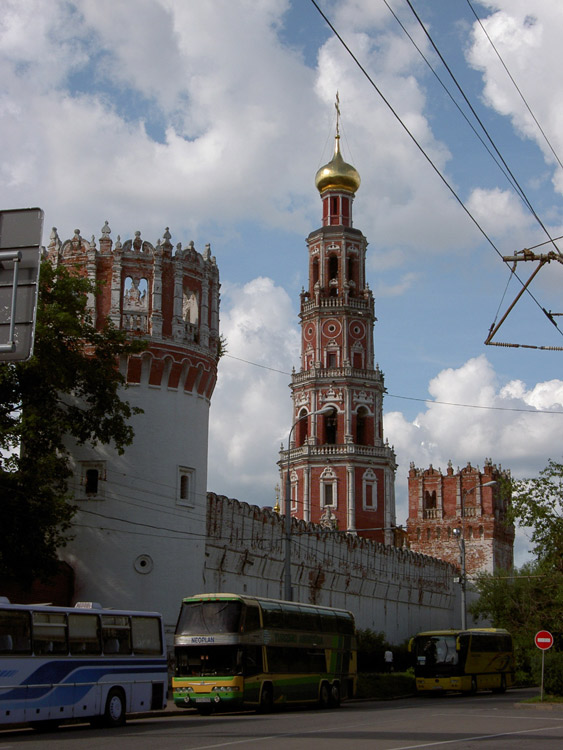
47, 223, 220, 636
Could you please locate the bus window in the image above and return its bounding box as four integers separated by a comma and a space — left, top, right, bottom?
176, 600, 242, 635
242, 604, 260, 633
416, 635, 458, 666
102, 615, 131, 654
243, 645, 263, 676
32, 612, 67, 655
298, 607, 322, 632
68, 613, 101, 655
260, 601, 284, 629
131, 616, 162, 655
0, 610, 31, 654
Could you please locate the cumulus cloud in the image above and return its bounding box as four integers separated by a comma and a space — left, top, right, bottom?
385, 354, 563, 564
208, 277, 299, 503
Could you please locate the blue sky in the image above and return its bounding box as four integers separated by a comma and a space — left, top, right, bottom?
2, 0, 563, 566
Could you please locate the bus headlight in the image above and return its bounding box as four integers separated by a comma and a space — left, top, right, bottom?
211, 686, 240, 692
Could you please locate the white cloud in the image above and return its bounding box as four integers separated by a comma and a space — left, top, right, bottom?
466, 0, 563, 190
385, 354, 563, 565
208, 277, 299, 503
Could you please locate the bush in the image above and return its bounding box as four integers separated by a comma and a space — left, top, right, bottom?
542, 652, 563, 696
356, 672, 415, 700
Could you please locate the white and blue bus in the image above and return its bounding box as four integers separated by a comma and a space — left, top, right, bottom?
0, 597, 167, 730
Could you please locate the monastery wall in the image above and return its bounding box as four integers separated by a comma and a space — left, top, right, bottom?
204, 494, 461, 644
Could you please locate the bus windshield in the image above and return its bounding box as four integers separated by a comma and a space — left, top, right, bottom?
176, 645, 241, 676
176, 600, 242, 635
414, 635, 458, 667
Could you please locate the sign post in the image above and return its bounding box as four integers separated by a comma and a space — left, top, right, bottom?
535, 630, 554, 701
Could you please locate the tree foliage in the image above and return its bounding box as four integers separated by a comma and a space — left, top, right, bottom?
0, 261, 145, 585
509, 458, 563, 570
470, 458, 563, 690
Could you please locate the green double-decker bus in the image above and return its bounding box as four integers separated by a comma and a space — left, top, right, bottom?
172, 593, 357, 714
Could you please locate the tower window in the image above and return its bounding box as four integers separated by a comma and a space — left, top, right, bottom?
312, 258, 319, 286
328, 255, 338, 281
85, 469, 99, 495
424, 490, 437, 510
297, 408, 308, 446
79, 461, 106, 500
356, 407, 368, 445
320, 467, 337, 509
324, 410, 337, 444
362, 469, 377, 511
327, 352, 337, 368
177, 467, 195, 507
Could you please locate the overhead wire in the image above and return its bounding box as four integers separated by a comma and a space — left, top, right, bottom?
402, 0, 561, 256
465, 0, 563, 174
222, 353, 563, 414
308, 0, 563, 340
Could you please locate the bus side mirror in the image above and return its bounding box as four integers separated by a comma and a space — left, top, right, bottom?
456, 637, 461, 651
407, 637, 413, 653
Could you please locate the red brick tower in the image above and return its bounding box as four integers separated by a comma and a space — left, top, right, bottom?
278, 110, 397, 544
406, 459, 514, 575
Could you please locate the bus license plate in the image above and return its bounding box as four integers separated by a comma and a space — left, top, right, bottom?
196, 696, 211, 702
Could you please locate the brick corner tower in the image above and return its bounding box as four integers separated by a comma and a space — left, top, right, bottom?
406, 458, 514, 575
278, 106, 397, 544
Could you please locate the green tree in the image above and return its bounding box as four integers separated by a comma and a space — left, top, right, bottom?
470, 458, 563, 690
510, 458, 563, 570
0, 261, 145, 585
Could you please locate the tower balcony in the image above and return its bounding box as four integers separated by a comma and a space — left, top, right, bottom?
292, 366, 384, 386
300, 295, 373, 316
280, 442, 396, 464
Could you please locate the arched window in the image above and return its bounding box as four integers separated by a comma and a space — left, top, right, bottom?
356, 407, 368, 445
424, 490, 437, 509
328, 255, 338, 281
312, 258, 319, 286
296, 408, 308, 446
324, 409, 337, 444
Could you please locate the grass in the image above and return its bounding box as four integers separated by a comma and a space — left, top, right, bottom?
523, 694, 563, 704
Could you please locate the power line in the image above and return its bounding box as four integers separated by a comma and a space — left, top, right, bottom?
465, 0, 563, 173
223, 353, 563, 414
308, 0, 563, 341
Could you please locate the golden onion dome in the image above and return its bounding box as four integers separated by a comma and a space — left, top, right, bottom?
315, 135, 361, 195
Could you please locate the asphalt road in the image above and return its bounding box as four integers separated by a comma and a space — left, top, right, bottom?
1, 688, 562, 750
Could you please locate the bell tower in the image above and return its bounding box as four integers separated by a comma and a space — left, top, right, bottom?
279, 101, 397, 543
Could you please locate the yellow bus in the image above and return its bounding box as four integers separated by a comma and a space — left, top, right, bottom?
172, 593, 357, 714
409, 628, 515, 694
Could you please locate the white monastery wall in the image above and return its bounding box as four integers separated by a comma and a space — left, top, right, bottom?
204, 494, 461, 644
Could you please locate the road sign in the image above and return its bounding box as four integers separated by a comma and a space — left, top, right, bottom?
535, 630, 554, 650
0, 208, 43, 362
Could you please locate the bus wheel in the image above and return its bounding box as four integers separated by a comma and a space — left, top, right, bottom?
493, 675, 506, 694
104, 687, 126, 728
319, 681, 330, 709
259, 684, 274, 714
329, 682, 341, 708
